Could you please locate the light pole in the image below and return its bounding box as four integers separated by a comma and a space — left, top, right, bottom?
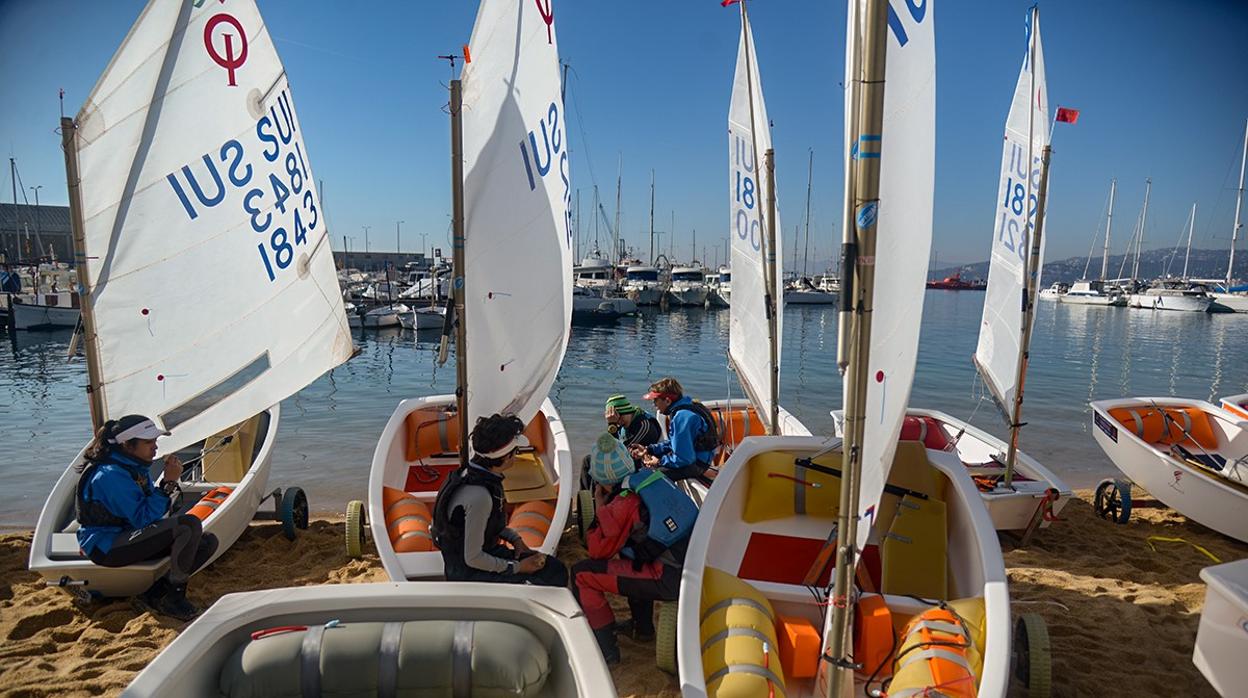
420, 233, 429, 266
396, 220, 404, 257
29, 185, 43, 260
362, 225, 371, 260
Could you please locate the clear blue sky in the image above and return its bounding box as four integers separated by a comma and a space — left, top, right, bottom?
2, 1, 1246, 269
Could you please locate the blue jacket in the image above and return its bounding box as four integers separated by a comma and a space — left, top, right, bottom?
647, 396, 714, 470
76, 452, 171, 556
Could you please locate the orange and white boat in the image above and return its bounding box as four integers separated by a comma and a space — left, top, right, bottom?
1219, 392, 1248, 420
1090, 397, 1248, 543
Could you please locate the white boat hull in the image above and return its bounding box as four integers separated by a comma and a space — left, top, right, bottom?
1036, 289, 1062, 301
676, 435, 1011, 698
363, 309, 404, 328
28, 407, 278, 598
1127, 293, 1212, 312
398, 308, 445, 330
1211, 292, 1248, 313
1220, 393, 1248, 421
1090, 397, 1248, 542
1193, 558, 1248, 697
369, 395, 574, 580
783, 289, 838, 305
668, 286, 710, 307
12, 301, 79, 330
1059, 293, 1124, 306
624, 284, 665, 306
833, 408, 1072, 532
123, 582, 616, 697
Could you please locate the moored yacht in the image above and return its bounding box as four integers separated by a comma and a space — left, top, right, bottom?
1060, 279, 1126, 306
622, 265, 665, 305
1127, 278, 1213, 312
667, 265, 710, 306
1037, 281, 1068, 300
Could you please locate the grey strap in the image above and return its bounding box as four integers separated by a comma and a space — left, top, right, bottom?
452, 620, 474, 698
701, 596, 773, 623
700, 626, 773, 653
704, 664, 786, 696
896, 646, 973, 673
377, 621, 403, 698
1127, 410, 1146, 438
388, 514, 428, 528
1178, 410, 1192, 434
910, 619, 969, 640
438, 417, 452, 452
300, 625, 326, 698
513, 510, 552, 525
917, 419, 929, 443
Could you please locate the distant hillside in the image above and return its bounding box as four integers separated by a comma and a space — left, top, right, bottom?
930, 247, 1246, 285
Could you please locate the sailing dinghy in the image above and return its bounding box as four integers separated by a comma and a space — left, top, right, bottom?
29, 0, 353, 598
699, 1, 810, 500
1090, 397, 1248, 543
678, 3, 1027, 696
360, 0, 574, 580
846, 9, 1071, 535
1192, 558, 1248, 696
1219, 392, 1248, 421
123, 582, 615, 697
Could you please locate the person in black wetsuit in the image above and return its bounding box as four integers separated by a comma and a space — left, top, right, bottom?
75, 415, 219, 620
431, 413, 568, 586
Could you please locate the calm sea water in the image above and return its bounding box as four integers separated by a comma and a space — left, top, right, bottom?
2, 291, 1244, 529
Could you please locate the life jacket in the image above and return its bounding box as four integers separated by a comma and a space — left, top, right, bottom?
75, 456, 153, 529
620, 470, 698, 567
666, 400, 719, 454
430, 464, 508, 563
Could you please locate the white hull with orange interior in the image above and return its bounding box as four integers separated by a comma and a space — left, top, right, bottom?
1193, 558, 1248, 697
1219, 393, 1248, 421
123, 582, 616, 697
368, 395, 572, 580
676, 435, 1011, 698
1089, 397, 1248, 543
29, 408, 279, 598
833, 408, 1072, 532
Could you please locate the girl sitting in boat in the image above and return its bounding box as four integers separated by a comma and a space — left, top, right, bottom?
75, 415, 219, 620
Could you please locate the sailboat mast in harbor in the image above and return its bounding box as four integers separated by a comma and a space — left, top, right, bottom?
449, 72, 470, 467
1101, 178, 1116, 280
1132, 178, 1151, 282
1227, 119, 1246, 289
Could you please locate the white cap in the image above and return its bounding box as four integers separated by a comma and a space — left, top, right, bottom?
111, 418, 171, 444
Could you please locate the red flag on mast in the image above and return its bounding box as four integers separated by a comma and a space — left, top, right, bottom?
1056, 107, 1080, 124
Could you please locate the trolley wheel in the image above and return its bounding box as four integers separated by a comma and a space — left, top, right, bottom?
1093, 478, 1132, 524
345, 500, 366, 558
280, 487, 309, 541
1013, 613, 1052, 697
576, 489, 596, 542
656, 601, 678, 675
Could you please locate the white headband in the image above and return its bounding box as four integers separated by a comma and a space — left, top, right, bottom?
110, 419, 170, 444
477, 434, 530, 459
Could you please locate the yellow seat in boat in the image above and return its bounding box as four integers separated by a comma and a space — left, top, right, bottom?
742, 450, 841, 524
881, 493, 948, 600
503, 452, 557, 503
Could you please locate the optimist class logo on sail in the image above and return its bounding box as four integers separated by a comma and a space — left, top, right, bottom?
164, 87, 322, 283
203, 3, 249, 87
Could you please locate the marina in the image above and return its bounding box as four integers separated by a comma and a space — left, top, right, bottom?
1, 1, 1247, 697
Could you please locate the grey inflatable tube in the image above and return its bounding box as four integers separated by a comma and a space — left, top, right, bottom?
220, 619, 551, 698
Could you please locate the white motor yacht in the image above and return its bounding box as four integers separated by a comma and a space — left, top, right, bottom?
1060, 279, 1126, 306
622, 265, 665, 305
1037, 281, 1068, 300
1127, 279, 1213, 312
667, 266, 710, 306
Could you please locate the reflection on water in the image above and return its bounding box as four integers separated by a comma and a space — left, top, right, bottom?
1, 293, 1245, 527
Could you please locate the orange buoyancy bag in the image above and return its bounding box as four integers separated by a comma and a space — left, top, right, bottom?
188, 486, 234, 521
508, 500, 556, 548
887, 606, 976, 698
383, 486, 436, 553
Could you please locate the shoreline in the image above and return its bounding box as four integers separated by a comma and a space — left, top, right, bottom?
1, 488, 1244, 697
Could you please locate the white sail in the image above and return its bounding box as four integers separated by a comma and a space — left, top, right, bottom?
461, 0, 573, 427
727, 10, 784, 428
974, 8, 1049, 414
850, 0, 936, 548
74, 0, 352, 453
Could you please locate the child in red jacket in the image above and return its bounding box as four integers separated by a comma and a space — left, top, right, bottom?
573, 433, 683, 665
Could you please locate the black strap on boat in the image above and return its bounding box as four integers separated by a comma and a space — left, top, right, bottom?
793, 457, 930, 501
377, 621, 404, 698
452, 620, 474, 698
300, 625, 325, 698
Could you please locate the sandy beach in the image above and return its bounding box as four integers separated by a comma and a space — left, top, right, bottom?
1, 488, 1243, 698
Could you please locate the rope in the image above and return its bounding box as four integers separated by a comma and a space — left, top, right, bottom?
1145, 536, 1223, 564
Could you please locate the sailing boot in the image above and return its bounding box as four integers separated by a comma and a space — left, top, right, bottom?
189, 533, 220, 575
593, 626, 621, 666
155, 584, 200, 622
616, 598, 656, 642
132, 577, 172, 617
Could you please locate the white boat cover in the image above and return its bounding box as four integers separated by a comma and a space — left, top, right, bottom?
461, 0, 573, 427
974, 8, 1049, 414
74, 0, 351, 452
727, 7, 784, 429
846, 0, 936, 548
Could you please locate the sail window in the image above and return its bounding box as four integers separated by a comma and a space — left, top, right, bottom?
160, 353, 272, 429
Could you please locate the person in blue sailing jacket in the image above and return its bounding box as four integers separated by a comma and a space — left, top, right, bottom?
75, 415, 218, 620
631, 377, 719, 483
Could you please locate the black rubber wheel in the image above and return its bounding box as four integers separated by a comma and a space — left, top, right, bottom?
1093, 478, 1132, 524
280, 487, 309, 541
1013, 613, 1052, 697
656, 601, 678, 675
577, 489, 595, 542
345, 500, 366, 557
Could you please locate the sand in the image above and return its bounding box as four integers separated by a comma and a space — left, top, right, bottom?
1, 489, 1244, 698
